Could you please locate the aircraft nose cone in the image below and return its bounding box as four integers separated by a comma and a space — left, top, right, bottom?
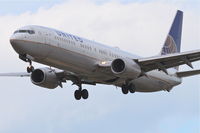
10, 34, 17, 44
9, 34, 25, 55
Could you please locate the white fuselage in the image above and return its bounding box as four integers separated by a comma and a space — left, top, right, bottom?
10, 25, 182, 92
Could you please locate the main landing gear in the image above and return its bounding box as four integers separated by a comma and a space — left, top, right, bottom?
27, 59, 34, 73
74, 83, 89, 100
121, 83, 136, 94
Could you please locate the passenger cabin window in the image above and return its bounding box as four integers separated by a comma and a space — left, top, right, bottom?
14, 30, 35, 34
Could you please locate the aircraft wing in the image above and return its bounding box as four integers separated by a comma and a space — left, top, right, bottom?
176, 69, 200, 77
0, 69, 96, 86
0, 72, 31, 77
135, 50, 200, 73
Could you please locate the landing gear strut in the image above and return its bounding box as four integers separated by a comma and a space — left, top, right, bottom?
19, 54, 34, 73
27, 59, 34, 73
121, 83, 136, 94
74, 83, 89, 100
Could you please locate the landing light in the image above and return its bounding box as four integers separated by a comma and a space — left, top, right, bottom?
101, 61, 107, 65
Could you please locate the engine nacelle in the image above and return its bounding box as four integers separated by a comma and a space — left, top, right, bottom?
31, 68, 59, 89
111, 58, 141, 79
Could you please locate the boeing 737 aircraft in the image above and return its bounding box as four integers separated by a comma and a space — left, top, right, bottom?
0, 10, 200, 100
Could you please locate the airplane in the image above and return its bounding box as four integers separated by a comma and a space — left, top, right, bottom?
0, 10, 200, 100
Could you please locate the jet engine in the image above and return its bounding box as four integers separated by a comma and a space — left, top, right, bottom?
111, 58, 141, 79
31, 68, 59, 89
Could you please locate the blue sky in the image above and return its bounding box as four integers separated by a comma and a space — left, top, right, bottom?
0, 0, 64, 15
0, 0, 199, 15
0, 0, 199, 133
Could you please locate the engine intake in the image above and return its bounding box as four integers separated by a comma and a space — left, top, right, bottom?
111, 58, 141, 79
31, 69, 44, 83
31, 68, 59, 89
112, 59, 125, 73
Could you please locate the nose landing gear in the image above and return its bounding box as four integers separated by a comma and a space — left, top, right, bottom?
27, 66, 34, 73
27, 59, 34, 73
19, 54, 35, 73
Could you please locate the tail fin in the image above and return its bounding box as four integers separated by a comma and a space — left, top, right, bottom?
161, 10, 183, 55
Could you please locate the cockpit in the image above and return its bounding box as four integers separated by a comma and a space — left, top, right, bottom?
14, 30, 35, 34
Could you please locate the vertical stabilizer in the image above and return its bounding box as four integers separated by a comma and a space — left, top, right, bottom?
161, 10, 183, 55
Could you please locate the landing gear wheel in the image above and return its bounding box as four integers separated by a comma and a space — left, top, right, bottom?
129, 88, 135, 93
27, 66, 34, 73
26, 59, 34, 73
73, 82, 89, 100
74, 90, 81, 100
82, 89, 89, 99
122, 85, 129, 94
128, 84, 136, 93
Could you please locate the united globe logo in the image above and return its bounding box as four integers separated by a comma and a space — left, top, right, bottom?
161, 35, 178, 55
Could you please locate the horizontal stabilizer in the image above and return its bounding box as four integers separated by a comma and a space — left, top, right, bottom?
176, 69, 200, 77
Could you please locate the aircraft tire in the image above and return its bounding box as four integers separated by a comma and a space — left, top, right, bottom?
122, 85, 129, 94
27, 66, 34, 73
74, 90, 81, 100
82, 89, 89, 99
128, 84, 136, 93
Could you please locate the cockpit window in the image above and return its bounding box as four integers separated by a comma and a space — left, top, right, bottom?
14, 30, 35, 34
28, 30, 35, 34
